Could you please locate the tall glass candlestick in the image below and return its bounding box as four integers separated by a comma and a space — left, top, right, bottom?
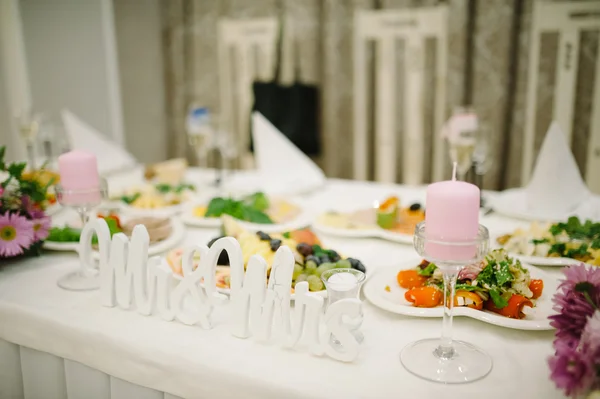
402, 222, 491, 383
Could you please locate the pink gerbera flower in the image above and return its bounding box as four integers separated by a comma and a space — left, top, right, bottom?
32, 214, 51, 241
0, 212, 34, 257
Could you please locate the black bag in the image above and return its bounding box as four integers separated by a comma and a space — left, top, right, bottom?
250, 18, 320, 155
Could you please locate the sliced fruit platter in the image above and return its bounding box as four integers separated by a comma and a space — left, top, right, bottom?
165, 216, 367, 296
313, 195, 425, 244
363, 249, 558, 330
496, 216, 600, 267
180, 191, 309, 233
44, 211, 185, 256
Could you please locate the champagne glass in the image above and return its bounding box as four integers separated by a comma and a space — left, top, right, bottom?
186, 105, 213, 168
15, 110, 41, 171
213, 115, 240, 187
473, 125, 493, 207
55, 179, 108, 291
447, 107, 477, 181
400, 222, 491, 384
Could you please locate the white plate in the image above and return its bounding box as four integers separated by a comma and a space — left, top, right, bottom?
167, 264, 329, 300
118, 202, 186, 218
311, 220, 414, 245
491, 188, 600, 221
180, 200, 311, 233
43, 219, 186, 257
363, 259, 558, 330
509, 253, 582, 267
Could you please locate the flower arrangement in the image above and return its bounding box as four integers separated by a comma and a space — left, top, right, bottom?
549, 263, 600, 398
0, 146, 53, 259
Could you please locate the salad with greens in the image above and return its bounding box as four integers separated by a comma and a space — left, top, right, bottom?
498, 217, 600, 265
397, 249, 544, 319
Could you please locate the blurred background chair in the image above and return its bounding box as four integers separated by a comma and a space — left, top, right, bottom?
353, 6, 448, 185
522, 0, 600, 192
217, 17, 278, 169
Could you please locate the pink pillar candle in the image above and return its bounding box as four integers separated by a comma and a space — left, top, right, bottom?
424, 180, 480, 261
58, 150, 101, 205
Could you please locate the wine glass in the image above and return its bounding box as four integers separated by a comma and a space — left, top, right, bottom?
15, 109, 42, 171
55, 179, 108, 291
447, 107, 477, 181
212, 115, 240, 186
400, 222, 491, 384
473, 125, 493, 207
186, 105, 213, 168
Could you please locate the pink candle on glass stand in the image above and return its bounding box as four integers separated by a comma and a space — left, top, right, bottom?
424, 164, 480, 261
58, 150, 101, 205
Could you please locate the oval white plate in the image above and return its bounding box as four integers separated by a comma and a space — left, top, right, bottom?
311, 219, 414, 245
363, 259, 558, 330
43, 219, 186, 257
180, 201, 311, 233
509, 253, 583, 267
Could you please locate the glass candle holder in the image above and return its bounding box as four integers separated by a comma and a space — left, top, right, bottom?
321, 268, 366, 346
55, 179, 108, 291
401, 221, 491, 384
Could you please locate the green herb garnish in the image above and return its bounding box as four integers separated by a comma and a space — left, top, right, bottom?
418, 262, 437, 277
204, 194, 273, 224
121, 193, 141, 204
489, 289, 508, 309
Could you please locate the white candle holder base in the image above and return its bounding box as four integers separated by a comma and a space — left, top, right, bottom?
400, 338, 492, 384
57, 270, 100, 291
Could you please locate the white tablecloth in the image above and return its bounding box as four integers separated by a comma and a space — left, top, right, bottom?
0, 170, 565, 399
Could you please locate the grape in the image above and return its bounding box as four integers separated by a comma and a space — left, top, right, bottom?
307, 275, 324, 291
352, 260, 367, 273
315, 262, 336, 276
256, 231, 271, 241
305, 260, 318, 274
296, 243, 313, 257
293, 263, 304, 279
319, 255, 331, 264
295, 274, 308, 283
270, 239, 282, 251
305, 255, 320, 265
409, 203, 422, 211
327, 250, 341, 262
335, 259, 352, 269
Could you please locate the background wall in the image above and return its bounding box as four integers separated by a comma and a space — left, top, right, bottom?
20, 0, 124, 145
113, 0, 168, 163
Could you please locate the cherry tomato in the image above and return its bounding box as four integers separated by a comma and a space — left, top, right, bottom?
453, 290, 484, 310
485, 294, 533, 319
529, 279, 544, 299
405, 286, 443, 308
397, 269, 427, 289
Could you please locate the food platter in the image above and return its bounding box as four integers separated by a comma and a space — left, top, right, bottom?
363, 258, 558, 330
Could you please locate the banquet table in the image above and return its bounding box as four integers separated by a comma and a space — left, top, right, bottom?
0, 169, 566, 399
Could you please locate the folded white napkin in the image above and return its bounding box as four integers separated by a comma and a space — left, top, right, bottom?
224, 112, 325, 195
526, 121, 592, 215
61, 110, 137, 175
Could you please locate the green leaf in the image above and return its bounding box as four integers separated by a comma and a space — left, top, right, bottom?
477, 263, 495, 286
283, 232, 291, 239
47, 226, 82, 242
154, 183, 172, 193
120, 193, 141, 205
7, 162, 26, 179
243, 192, 270, 212
241, 207, 273, 224
204, 197, 229, 217
0, 146, 5, 170
531, 238, 549, 245
489, 289, 508, 309
455, 284, 485, 292
175, 183, 195, 193
574, 282, 594, 295
494, 260, 513, 286
417, 262, 437, 277
591, 239, 600, 250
